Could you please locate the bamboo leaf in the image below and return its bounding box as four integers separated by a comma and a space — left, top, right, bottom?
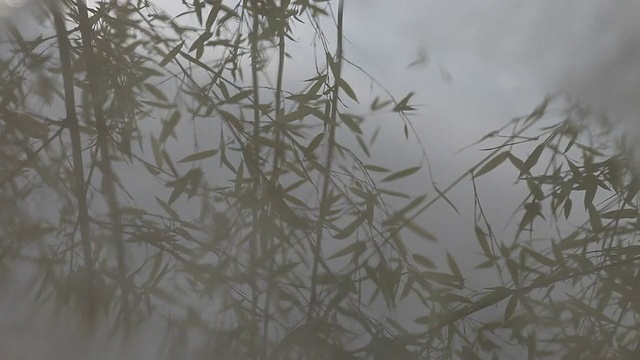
447, 252, 463, 280
364, 164, 391, 173
523, 143, 545, 172
328, 241, 366, 260
156, 197, 179, 220
421, 271, 461, 287
382, 166, 420, 182
405, 221, 437, 242
205, 0, 222, 31
504, 295, 518, 323
587, 204, 602, 233
600, 208, 637, 220
160, 111, 181, 143
333, 215, 366, 240
393, 92, 416, 112
306, 132, 324, 154
160, 41, 184, 66
474, 151, 509, 178
337, 77, 358, 102
178, 149, 219, 163
475, 225, 492, 256
412, 254, 435, 269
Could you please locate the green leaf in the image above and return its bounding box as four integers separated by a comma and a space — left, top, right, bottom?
405, 221, 437, 242
412, 254, 435, 269
333, 215, 366, 240
160, 111, 181, 143
159, 41, 184, 67
328, 241, 366, 260
337, 78, 358, 102
147, 252, 164, 286
600, 208, 637, 220
189, 31, 213, 54
433, 184, 460, 215
563, 198, 572, 219
504, 295, 518, 323
364, 164, 391, 173
370, 126, 381, 145
583, 175, 598, 208
339, 112, 362, 134
141, 100, 174, 109
270, 262, 300, 279
442, 293, 473, 304
162, 150, 178, 177
587, 204, 602, 233
421, 271, 461, 287
205, 0, 222, 31
144, 83, 168, 101
150, 136, 163, 168
508, 153, 526, 175
382, 166, 420, 182
447, 252, 463, 280
379, 188, 411, 199
384, 195, 426, 225
393, 92, 416, 112
306, 132, 324, 154
523, 143, 545, 172
179, 51, 216, 73
526, 179, 545, 201
156, 197, 180, 220
350, 186, 371, 201
281, 108, 311, 123
193, 0, 203, 25
524, 248, 557, 267
178, 149, 219, 163
474, 151, 509, 178
226, 89, 252, 103
474, 225, 492, 256
371, 97, 392, 111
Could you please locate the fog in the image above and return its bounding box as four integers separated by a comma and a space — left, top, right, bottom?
1, 0, 640, 358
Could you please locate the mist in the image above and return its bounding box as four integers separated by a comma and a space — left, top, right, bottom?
1, 0, 640, 359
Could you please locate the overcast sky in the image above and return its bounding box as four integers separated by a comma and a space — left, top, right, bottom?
2, 0, 640, 358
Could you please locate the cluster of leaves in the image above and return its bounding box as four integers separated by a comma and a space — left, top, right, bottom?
465, 100, 640, 359
0, 1, 448, 359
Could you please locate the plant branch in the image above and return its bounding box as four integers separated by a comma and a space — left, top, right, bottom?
307, 0, 345, 321
75, 0, 130, 323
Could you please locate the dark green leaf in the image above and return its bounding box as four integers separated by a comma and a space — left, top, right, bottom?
333, 215, 366, 240
156, 197, 180, 220
504, 295, 518, 323
474, 151, 509, 178
328, 241, 366, 260
382, 166, 420, 182
160, 41, 184, 67
337, 77, 358, 102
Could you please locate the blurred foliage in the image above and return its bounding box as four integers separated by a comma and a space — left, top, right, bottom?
0, 1, 639, 359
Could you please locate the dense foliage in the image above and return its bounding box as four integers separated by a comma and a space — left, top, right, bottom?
0, 1, 638, 359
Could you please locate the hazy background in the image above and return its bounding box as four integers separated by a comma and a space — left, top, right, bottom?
2, 0, 640, 358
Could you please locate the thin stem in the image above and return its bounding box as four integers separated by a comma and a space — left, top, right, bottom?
307, 0, 345, 321
270, 4, 286, 184
249, 1, 263, 359
263, 1, 289, 356
75, 0, 130, 323
51, 2, 96, 323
